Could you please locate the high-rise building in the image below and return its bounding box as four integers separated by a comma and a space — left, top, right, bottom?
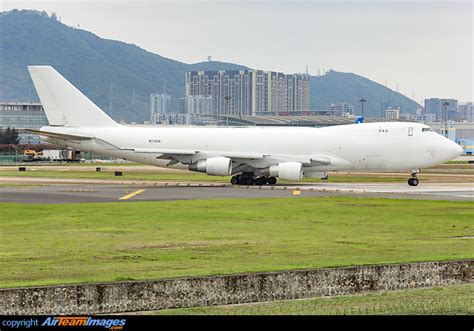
180, 95, 214, 115
150, 93, 171, 123
385, 107, 400, 120
424, 98, 458, 122
0, 102, 49, 143
186, 70, 253, 117
286, 73, 310, 112
457, 102, 474, 122
185, 70, 310, 116
250, 70, 269, 114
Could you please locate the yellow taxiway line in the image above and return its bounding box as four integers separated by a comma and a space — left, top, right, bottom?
119, 189, 145, 200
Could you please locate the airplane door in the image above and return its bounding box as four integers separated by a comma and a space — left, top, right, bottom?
408, 127, 413, 136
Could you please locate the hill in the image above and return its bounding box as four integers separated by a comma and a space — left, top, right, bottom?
311, 71, 420, 117
0, 10, 420, 121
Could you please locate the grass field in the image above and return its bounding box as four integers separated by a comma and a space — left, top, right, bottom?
446, 160, 471, 164
2, 161, 473, 183
0, 197, 472, 288
155, 284, 474, 315
0, 169, 225, 182
0, 169, 425, 183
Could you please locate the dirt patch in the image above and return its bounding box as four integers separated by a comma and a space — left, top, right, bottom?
336, 203, 386, 207
334, 240, 364, 245
123, 242, 211, 250
94, 255, 114, 260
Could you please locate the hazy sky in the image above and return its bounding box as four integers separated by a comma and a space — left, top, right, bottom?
2, 0, 473, 103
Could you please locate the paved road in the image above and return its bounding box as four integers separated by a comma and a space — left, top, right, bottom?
0, 182, 472, 203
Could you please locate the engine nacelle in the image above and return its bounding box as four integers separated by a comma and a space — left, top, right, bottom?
189, 157, 232, 176
266, 162, 303, 181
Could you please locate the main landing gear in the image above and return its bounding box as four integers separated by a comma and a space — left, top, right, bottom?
230, 173, 277, 186
408, 172, 419, 186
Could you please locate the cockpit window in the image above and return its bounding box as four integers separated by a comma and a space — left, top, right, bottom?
422, 128, 433, 132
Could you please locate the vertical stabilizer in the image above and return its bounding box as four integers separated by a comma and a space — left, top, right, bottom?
28, 66, 118, 127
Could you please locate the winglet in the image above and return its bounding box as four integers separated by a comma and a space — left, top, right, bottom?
354, 117, 364, 124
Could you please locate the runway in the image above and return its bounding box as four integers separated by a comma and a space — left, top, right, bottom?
0, 181, 472, 203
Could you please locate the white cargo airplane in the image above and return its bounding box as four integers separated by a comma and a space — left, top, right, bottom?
26, 66, 463, 186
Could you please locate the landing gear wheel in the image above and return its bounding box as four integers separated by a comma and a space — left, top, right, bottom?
230, 176, 240, 185
408, 178, 419, 186
237, 172, 255, 186
267, 177, 277, 185
254, 177, 267, 186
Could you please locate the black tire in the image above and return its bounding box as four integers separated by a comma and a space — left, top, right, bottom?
254, 177, 266, 186
408, 178, 419, 186
267, 177, 277, 185
240, 177, 253, 185
230, 176, 239, 185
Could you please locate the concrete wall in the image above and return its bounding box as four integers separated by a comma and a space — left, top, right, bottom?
1, 260, 472, 315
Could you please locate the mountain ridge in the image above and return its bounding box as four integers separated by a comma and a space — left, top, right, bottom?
0, 9, 421, 122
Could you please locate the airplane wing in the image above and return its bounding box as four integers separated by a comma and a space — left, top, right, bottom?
126, 147, 341, 168
23, 129, 122, 151
127, 147, 266, 166
131, 148, 263, 159
22, 129, 94, 141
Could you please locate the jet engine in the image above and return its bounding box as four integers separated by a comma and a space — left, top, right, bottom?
189, 157, 232, 176
264, 162, 303, 181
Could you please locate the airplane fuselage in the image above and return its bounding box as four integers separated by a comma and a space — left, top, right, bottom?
40, 121, 462, 175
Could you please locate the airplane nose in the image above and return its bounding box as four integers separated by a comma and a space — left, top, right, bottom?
443, 138, 464, 161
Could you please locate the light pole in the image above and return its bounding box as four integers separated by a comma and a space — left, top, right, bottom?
442, 101, 449, 138
224, 95, 232, 127
359, 98, 366, 118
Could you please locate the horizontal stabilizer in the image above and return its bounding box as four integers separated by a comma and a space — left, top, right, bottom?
22, 129, 94, 141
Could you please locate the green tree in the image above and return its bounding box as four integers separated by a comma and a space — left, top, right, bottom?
0, 127, 20, 145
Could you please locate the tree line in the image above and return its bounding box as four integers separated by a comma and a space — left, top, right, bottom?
0, 127, 20, 145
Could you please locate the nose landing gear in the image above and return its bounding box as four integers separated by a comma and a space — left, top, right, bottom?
408, 177, 419, 186
408, 171, 420, 186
